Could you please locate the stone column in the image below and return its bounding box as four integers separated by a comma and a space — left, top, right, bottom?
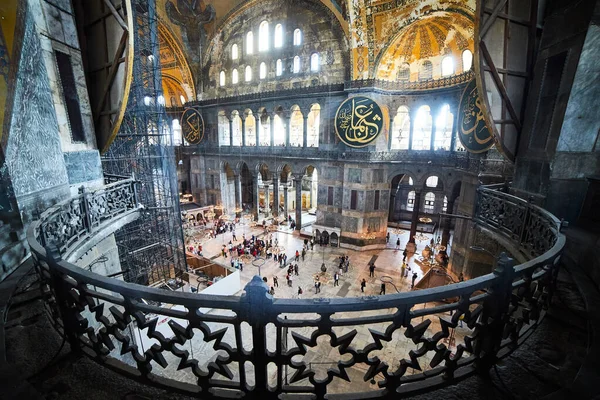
407, 190, 422, 252
309, 177, 313, 208
270, 113, 275, 148
272, 174, 279, 216
388, 118, 394, 150
229, 118, 234, 146
234, 174, 242, 208
285, 115, 291, 147
441, 197, 456, 247
294, 177, 303, 230
265, 185, 270, 216
431, 105, 442, 151
408, 109, 417, 150
253, 176, 259, 221
283, 187, 289, 219
303, 114, 308, 148
241, 117, 247, 147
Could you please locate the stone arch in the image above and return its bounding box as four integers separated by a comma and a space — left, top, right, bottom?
419, 173, 446, 191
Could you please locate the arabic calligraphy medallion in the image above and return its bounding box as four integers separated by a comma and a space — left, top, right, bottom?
457, 79, 494, 153
181, 108, 204, 145
335, 96, 384, 148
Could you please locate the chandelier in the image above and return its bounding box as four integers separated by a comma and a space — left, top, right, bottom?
414, 233, 429, 242
419, 217, 433, 224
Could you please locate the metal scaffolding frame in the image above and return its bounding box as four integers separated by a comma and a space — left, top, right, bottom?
101, 0, 186, 285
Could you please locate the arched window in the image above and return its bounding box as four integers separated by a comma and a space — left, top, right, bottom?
307, 104, 320, 147
407, 191, 416, 212
441, 56, 454, 76
258, 111, 270, 146
260, 62, 267, 79
413, 105, 432, 150
276, 59, 283, 76
170, 96, 176, 106
232, 69, 239, 84
245, 65, 252, 82
273, 114, 285, 145
434, 104, 453, 151
391, 106, 410, 150
219, 70, 226, 87
245, 110, 256, 146
218, 111, 230, 146
310, 53, 319, 72
424, 192, 435, 213
419, 61, 433, 80
259, 21, 269, 52
289, 105, 303, 146
231, 44, 238, 60
426, 176, 439, 188
231, 111, 242, 146
293, 29, 302, 46
398, 63, 410, 81
408, 177, 414, 185
180, 95, 186, 105
462, 49, 473, 71
246, 31, 254, 54
293, 56, 300, 73
274, 24, 283, 48
172, 119, 182, 145
443, 196, 448, 213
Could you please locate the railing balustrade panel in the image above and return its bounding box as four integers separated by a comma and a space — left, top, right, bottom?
26, 180, 565, 399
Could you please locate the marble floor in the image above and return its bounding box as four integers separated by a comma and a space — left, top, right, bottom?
159, 223, 470, 393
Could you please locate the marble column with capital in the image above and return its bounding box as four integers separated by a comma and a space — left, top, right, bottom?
408, 109, 417, 150
303, 115, 308, 148
294, 177, 302, 230
241, 118, 247, 147
407, 191, 422, 252
283, 187, 289, 219
265, 185, 270, 216
272, 174, 280, 216
441, 197, 456, 247
270, 113, 275, 148
285, 115, 291, 147
234, 174, 242, 209
253, 176, 259, 221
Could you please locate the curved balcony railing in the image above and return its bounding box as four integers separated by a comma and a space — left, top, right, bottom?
27, 182, 565, 399
194, 146, 479, 170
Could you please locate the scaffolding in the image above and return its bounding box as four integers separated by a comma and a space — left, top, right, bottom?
101, 0, 186, 285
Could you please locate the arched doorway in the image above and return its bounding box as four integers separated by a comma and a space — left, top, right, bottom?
388, 174, 414, 223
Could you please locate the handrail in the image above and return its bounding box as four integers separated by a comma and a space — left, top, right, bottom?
27, 182, 565, 399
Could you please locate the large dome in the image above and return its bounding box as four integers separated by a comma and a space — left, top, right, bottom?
375, 10, 474, 81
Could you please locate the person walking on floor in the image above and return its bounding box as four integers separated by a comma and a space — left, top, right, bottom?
297, 286, 303, 298
401, 262, 406, 278
301, 248, 306, 261
273, 276, 278, 287
369, 263, 376, 277
232, 231, 237, 241
396, 238, 400, 250
317, 281, 321, 294
295, 250, 300, 262
403, 248, 408, 262
411, 272, 418, 289
386, 232, 390, 243
294, 264, 299, 276
334, 272, 339, 286
270, 286, 275, 296
361, 279, 366, 293
380, 283, 386, 295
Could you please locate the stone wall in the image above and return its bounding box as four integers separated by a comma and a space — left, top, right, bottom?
202, 0, 349, 100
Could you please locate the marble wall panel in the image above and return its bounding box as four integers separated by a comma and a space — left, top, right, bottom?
63, 150, 103, 185
5, 11, 69, 203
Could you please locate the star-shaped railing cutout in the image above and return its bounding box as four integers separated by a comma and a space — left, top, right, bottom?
286, 330, 357, 387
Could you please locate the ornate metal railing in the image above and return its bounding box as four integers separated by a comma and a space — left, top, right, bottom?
194, 146, 479, 170
35, 178, 139, 255
346, 70, 475, 92
27, 184, 564, 399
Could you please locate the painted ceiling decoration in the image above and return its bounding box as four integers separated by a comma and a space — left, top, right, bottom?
158, 22, 195, 103
348, 0, 475, 79
374, 10, 474, 81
